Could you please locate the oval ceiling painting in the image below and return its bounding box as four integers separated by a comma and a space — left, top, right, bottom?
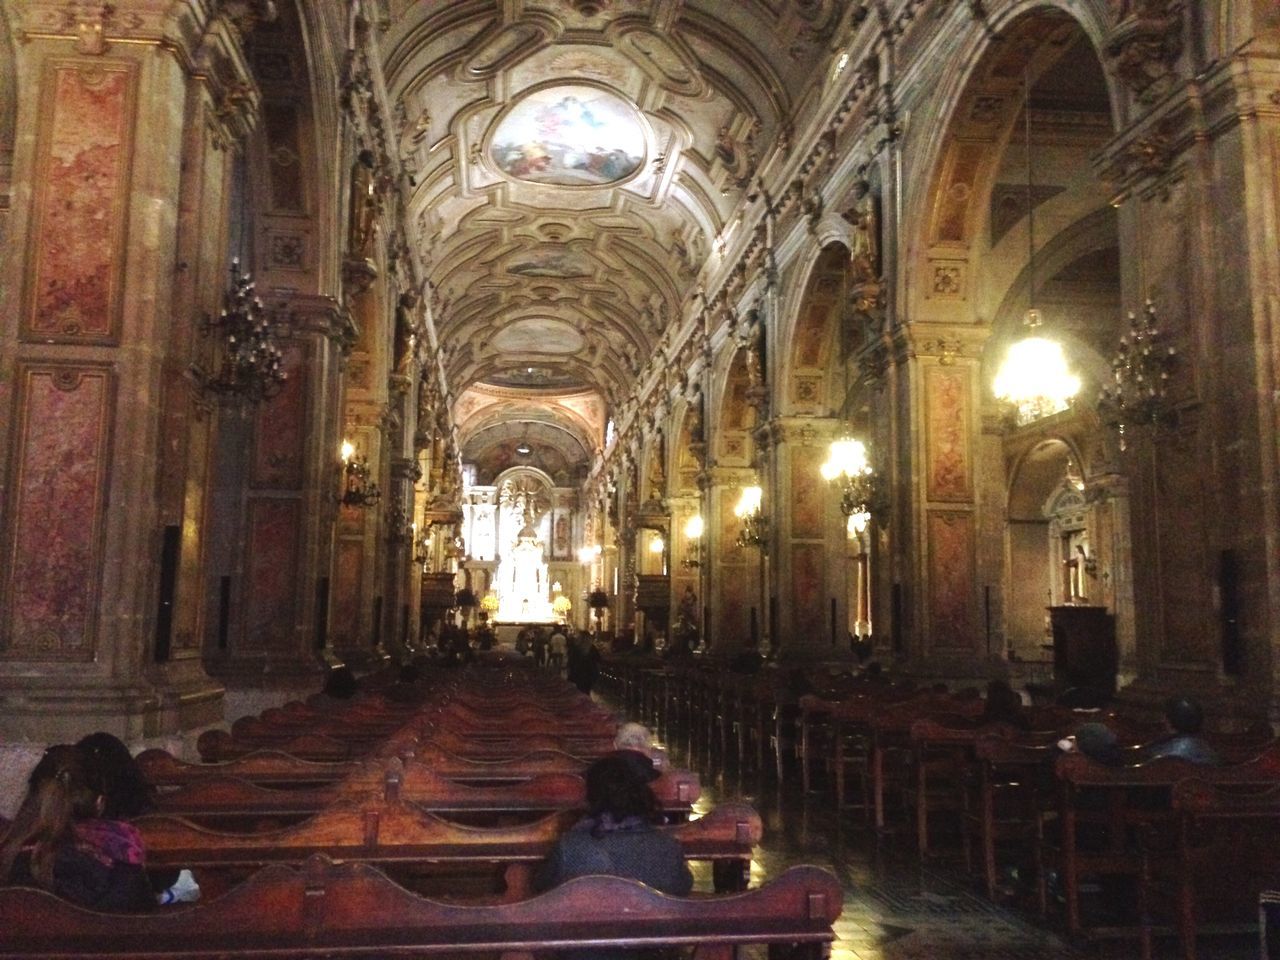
490, 85, 646, 186
492, 317, 585, 355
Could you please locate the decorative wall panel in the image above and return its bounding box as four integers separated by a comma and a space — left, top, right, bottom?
927, 510, 976, 650
790, 445, 825, 539
24, 60, 136, 343
791, 543, 825, 641
252, 343, 307, 490
331, 538, 364, 646
243, 498, 300, 651
925, 365, 972, 502
4, 364, 114, 659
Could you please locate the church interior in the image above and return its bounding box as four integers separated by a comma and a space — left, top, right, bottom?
2, 0, 1280, 957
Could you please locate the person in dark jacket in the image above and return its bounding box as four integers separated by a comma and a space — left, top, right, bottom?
0, 744, 154, 911
535, 749, 692, 896
1137, 696, 1221, 765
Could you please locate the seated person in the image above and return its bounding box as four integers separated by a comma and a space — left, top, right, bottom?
979, 679, 1030, 730
612, 722, 668, 771
535, 750, 692, 896
0, 744, 154, 911
1137, 696, 1221, 765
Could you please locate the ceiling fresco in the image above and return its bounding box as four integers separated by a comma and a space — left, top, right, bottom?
380, 0, 852, 464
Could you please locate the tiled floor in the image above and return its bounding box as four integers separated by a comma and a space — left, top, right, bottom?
656, 731, 1256, 960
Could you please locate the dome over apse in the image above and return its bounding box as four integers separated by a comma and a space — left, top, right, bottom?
489, 85, 647, 187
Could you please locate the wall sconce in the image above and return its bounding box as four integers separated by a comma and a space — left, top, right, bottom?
338, 439, 381, 508
198, 258, 288, 404
412, 523, 430, 566
734, 485, 767, 551
578, 544, 601, 565
821, 436, 880, 527
682, 514, 704, 569
649, 536, 665, 555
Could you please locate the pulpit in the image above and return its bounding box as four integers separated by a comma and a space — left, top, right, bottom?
1048, 605, 1117, 693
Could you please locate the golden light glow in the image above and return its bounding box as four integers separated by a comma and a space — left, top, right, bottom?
340, 439, 355, 463
993, 336, 1080, 424
734, 485, 763, 519
684, 514, 704, 540
820, 437, 872, 482
649, 536, 665, 554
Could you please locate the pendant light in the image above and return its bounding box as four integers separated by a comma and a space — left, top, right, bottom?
993, 66, 1080, 425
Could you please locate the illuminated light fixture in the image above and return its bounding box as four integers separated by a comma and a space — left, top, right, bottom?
577, 545, 596, 565
847, 511, 869, 537
734, 485, 767, 551
682, 514, 704, 569
649, 536, 665, 555
1097, 299, 1178, 450
820, 436, 880, 523
992, 68, 1080, 426
337, 439, 381, 508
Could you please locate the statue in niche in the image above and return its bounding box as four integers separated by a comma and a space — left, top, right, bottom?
846, 180, 881, 285
348, 149, 379, 261
647, 432, 666, 500
394, 291, 418, 377
686, 382, 705, 444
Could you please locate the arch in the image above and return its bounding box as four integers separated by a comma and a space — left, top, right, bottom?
777, 243, 851, 417
710, 344, 757, 468
244, 0, 327, 293
901, 3, 1119, 321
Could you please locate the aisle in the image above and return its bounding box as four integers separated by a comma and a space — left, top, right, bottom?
644, 725, 1252, 960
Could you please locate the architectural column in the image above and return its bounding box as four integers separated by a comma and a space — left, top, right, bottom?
204, 294, 353, 683
1094, 43, 1280, 717
765, 416, 847, 660
703, 465, 756, 652
894, 332, 994, 678
0, 2, 263, 738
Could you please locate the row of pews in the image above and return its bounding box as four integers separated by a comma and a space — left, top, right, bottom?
601, 655, 1280, 960
0, 657, 843, 960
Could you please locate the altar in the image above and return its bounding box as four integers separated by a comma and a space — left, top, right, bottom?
496, 522, 556, 623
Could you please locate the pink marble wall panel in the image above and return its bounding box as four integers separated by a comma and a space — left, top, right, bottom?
927, 511, 976, 651
926, 365, 972, 502
252, 343, 307, 490
790, 445, 825, 539
790, 543, 825, 642
25, 61, 136, 342
5, 365, 114, 659
243, 498, 299, 651
331, 538, 364, 648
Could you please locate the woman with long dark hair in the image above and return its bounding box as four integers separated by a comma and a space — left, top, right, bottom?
0, 744, 153, 911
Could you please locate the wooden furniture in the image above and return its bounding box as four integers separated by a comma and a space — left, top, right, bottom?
0, 856, 843, 960
1048, 605, 1117, 693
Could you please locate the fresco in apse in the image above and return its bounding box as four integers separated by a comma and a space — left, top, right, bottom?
490, 85, 646, 186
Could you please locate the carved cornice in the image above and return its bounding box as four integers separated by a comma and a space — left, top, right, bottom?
1105, 1, 1185, 107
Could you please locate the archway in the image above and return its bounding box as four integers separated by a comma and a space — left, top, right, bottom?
899, 6, 1128, 672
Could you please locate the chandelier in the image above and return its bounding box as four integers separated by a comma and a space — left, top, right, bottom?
1097, 299, 1177, 449
200, 258, 287, 403
734, 485, 767, 551
820, 436, 879, 531
992, 70, 1080, 425
337, 440, 381, 508
681, 514, 704, 569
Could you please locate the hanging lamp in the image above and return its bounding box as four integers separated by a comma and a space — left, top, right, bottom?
993, 67, 1080, 425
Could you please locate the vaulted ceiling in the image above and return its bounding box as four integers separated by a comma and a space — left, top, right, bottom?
379, 0, 852, 468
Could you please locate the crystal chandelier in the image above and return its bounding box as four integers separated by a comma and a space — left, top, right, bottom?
200, 259, 287, 403
992, 70, 1079, 426
337, 439, 381, 508
820, 436, 879, 530
734, 485, 767, 551
1097, 299, 1177, 449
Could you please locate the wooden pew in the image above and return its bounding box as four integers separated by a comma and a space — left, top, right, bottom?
153, 763, 701, 826
136, 798, 762, 897
0, 856, 842, 960
1152, 777, 1280, 960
